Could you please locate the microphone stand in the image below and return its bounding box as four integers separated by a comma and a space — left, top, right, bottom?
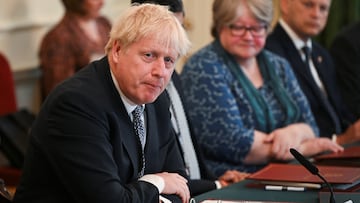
289, 148, 336, 203
318, 172, 336, 203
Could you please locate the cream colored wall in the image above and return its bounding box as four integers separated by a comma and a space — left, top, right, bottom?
183, 0, 213, 54
0, 0, 277, 114
0, 0, 127, 113
175, 0, 213, 72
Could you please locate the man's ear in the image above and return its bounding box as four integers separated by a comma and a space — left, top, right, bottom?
279, 0, 289, 17
111, 40, 122, 63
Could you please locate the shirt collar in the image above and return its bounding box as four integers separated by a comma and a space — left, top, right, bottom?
279, 18, 312, 51
110, 69, 144, 117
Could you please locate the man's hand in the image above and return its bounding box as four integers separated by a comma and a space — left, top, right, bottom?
157, 172, 190, 203
338, 119, 360, 145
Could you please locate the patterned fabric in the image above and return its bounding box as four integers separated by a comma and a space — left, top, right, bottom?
132, 105, 145, 177
39, 12, 111, 99
214, 40, 301, 133
180, 41, 318, 175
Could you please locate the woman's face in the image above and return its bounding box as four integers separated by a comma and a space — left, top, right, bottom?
219, 5, 267, 62
82, 0, 104, 19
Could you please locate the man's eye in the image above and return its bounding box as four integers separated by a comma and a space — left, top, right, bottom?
144, 53, 153, 58
319, 5, 329, 13
164, 56, 174, 64
303, 2, 313, 8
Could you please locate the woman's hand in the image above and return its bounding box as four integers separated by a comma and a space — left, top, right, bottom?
298, 137, 344, 157
265, 123, 316, 161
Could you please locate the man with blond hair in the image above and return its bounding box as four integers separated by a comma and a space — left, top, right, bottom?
13, 4, 191, 203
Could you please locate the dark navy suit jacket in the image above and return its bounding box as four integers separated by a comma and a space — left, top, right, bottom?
14, 57, 186, 203
265, 23, 355, 138
330, 21, 360, 119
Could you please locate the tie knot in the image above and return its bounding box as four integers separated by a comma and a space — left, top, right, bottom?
132, 105, 144, 118
302, 46, 311, 61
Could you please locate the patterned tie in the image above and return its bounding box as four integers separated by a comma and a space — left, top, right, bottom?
302, 46, 341, 134
132, 105, 145, 177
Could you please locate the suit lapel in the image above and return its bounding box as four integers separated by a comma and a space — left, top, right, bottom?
274, 26, 342, 133
311, 48, 330, 93
118, 108, 143, 176
276, 26, 319, 92
94, 57, 142, 175
143, 103, 160, 172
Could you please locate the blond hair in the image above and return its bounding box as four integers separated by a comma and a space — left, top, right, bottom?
105, 3, 191, 57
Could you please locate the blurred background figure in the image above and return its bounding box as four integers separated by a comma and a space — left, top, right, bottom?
266, 0, 360, 145
330, 21, 360, 119
0, 52, 17, 116
180, 0, 342, 176
39, 0, 111, 100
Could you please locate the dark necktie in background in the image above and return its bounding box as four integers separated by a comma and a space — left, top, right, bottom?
302, 46, 341, 134
132, 105, 145, 177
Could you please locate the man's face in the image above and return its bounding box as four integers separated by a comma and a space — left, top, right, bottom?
110, 37, 178, 104
282, 0, 331, 41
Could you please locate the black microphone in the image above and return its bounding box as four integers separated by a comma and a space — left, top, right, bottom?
290, 148, 335, 203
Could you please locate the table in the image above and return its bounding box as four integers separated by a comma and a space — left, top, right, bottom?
192, 179, 319, 203
193, 142, 360, 203
192, 179, 360, 203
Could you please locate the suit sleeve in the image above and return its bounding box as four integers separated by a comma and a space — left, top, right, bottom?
40, 91, 160, 203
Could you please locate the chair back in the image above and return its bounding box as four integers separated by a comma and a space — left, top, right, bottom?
0, 179, 12, 203
0, 54, 17, 116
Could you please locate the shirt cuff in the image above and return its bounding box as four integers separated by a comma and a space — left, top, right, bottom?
214, 180, 222, 189
139, 174, 165, 193
159, 195, 171, 203
332, 134, 337, 143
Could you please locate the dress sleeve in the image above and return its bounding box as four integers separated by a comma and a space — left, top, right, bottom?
180, 50, 255, 171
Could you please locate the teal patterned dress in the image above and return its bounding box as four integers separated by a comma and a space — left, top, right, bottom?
180, 40, 318, 175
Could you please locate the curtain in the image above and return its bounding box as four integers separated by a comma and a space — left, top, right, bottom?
315, 0, 360, 48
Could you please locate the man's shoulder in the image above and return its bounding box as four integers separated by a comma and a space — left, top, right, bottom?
337, 21, 360, 39
265, 23, 290, 54
153, 91, 170, 111
267, 23, 286, 40
312, 41, 331, 59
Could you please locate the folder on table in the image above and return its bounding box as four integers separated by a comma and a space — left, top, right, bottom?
247, 163, 360, 191
314, 145, 360, 167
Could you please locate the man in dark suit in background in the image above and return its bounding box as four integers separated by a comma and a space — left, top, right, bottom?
330, 21, 360, 119
13, 4, 191, 203
131, 0, 249, 197
266, 0, 360, 145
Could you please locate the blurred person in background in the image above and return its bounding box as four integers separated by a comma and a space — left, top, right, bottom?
180, 0, 342, 176
330, 21, 360, 120
266, 0, 360, 145
39, 0, 111, 100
